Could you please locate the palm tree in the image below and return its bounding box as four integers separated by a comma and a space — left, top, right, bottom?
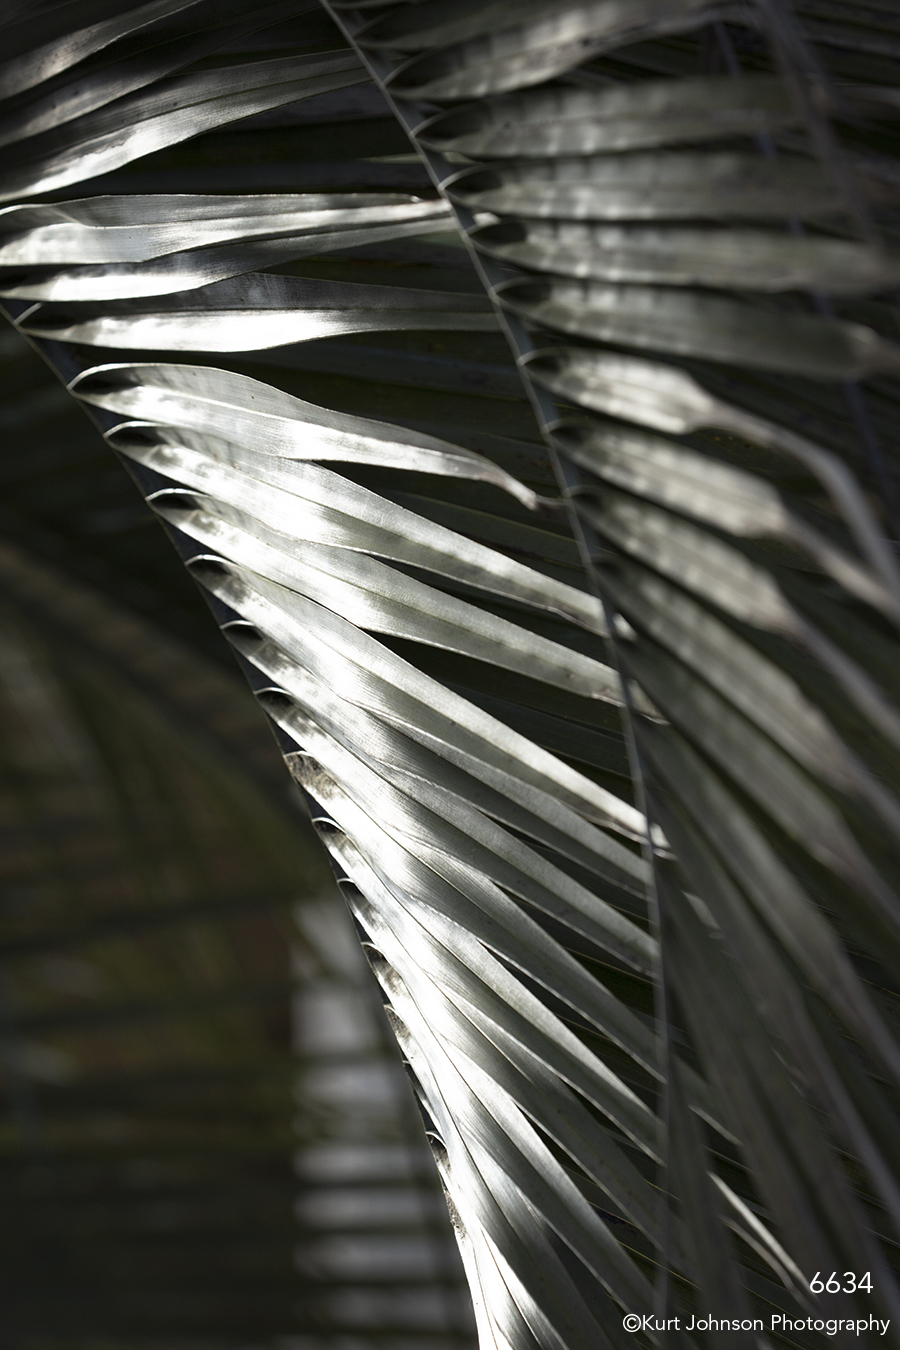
2, 1, 900, 1345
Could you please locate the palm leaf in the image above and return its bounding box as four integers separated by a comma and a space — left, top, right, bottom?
3, 0, 900, 1344
0, 334, 474, 1346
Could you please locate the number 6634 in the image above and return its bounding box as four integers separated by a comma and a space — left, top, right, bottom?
810, 1273, 873, 1294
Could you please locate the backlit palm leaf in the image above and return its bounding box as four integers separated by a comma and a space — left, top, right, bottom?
3, 1, 900, 1345
0, 329, 473, 1347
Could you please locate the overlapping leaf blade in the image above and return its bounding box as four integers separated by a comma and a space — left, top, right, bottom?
4, 0, 900, 1346
339, 0, 900, 1340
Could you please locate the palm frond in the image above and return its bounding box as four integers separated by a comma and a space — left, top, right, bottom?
0, 332, 475, 1349
3, 1, 900, 1345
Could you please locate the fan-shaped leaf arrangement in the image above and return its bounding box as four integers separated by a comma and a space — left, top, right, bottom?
3, 1, 900, 1346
